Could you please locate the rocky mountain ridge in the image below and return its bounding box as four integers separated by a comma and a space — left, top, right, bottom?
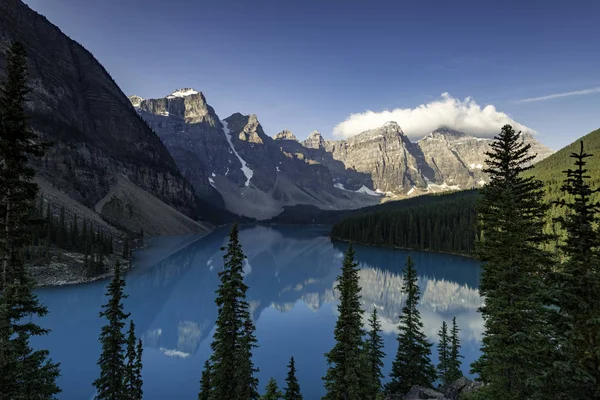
132, 89, 554, 219
131, 90, 382, 219
0, 0, 209, 237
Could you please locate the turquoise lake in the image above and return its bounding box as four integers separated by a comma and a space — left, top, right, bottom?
32, 225, 483, 399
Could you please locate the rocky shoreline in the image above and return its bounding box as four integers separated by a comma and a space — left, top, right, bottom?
384, 377, 484, 400
27, 248, 131, 287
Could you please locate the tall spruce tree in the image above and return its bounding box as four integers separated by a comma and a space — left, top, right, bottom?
261, 377, 283, 400
322, 244, 367, 400
470, 124, 553, 399
366, 307, 385, 399
198, 360, 212, 400
124, 320, 142, 400
386, 256, 435, 396
133, 339, 143, 400
542, 141, 600, 398
205, 223, 258, 400
236, 317, 260, 400
93, 262, 130, 399
437, 321, 451, 384
283, 356, 302, 400
0, 40, 60, 399
447, 317, 463, 383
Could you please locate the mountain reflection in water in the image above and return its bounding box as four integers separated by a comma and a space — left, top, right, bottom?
33, 225, 482, 400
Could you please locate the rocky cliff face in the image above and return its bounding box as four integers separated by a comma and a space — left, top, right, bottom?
132, 87, 554, 218
293, 124, 553, 197
133, 91, 381, 219
0, 0, 200, 233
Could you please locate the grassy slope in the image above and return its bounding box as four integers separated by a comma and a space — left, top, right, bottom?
526, 128, 600, 225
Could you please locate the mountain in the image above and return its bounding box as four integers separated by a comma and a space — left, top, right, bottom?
132, 88, 554, 220
0, 0, 209, 236
286, 124, 553, 197
131, 90, 382, 220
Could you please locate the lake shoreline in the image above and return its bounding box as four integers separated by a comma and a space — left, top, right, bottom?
329, 236, 476, 259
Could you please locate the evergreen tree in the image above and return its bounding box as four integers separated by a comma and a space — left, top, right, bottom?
322, 244, 367, 400
205, 223, 258, 400
124, 320, 142, 400
470, 125, 553, 399
132, 339, 143, 400
386, 256, 435, 395
447, 317, 463, 383
437, 321, 451, 384
365, 307, 385, 399
283, 356, 302, 400
542, 141, 600, 398
198, 360, 212, 400
236, 317, 260, 400
261, 377, 283, 400
93, 262, 130, 399
0, 40, 60, 399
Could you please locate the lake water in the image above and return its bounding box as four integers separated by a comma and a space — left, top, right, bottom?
32, 225, 483, 399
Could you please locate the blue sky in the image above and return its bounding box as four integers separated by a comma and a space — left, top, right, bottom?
24, 0, 600, 149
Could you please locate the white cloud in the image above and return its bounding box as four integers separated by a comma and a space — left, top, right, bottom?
515, 86, 600, 103
332, 93, 535, 139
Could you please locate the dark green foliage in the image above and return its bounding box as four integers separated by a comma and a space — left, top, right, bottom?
447, 317, 463, 383
205, 223, 258, 400
524, 128, 600, 234
236, 318, 260, 399
124, 320, 143, 400
437, 321, 451, 384
540, 141, 600, 398
198, 360, 211, 400
26, 196, 116, 279
471, 125, 553, 399
365, 307, 385, 399
0, 40, 61, 399
322, 245, 368, 399
330, 190, 478, 255
386, 256, 436, 395
261, 377, 283, 400
133, 339, 143, 400
93, 262, 130, 399
283, 356, 302, 400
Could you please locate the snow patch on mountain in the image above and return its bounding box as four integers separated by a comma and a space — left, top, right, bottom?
426, 182, 461, 192
356, 185, 381, 196
221, 120, 253, 186
166, 88, 199, 99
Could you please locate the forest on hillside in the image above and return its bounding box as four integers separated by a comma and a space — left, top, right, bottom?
331, 127, 600, 256
330, 190, 478, 255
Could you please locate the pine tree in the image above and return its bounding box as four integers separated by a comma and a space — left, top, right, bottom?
437, 321, 451, 384
261, 377, 283, 400
386, 256, 435, 396
470, 125, 553, 399
365, 307, 385, 399
133, 339, 143, 400
124, 320, 142, 400
283, 356, 302, 400
198, 360, 212, 400
93, 261, 130, 399
205, 223, 258, 400
236, 317, 260, 400
0, 40, 60, 399
322, 244, 367, 400
447, 317, 463, 383
542, 141, 600, 398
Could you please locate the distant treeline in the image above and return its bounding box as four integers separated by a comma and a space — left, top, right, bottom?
330, 190, 478, 255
